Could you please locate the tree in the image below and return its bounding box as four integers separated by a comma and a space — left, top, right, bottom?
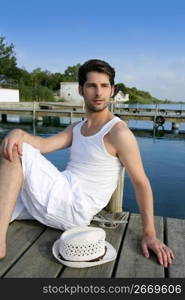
20, 84, 54, 102
16, 67, 31, 86
30, 68, 51, 87
47, 72, 65, 91
115, 83, 128, 95
63, 63, 81, 81
0, 35, 17, 80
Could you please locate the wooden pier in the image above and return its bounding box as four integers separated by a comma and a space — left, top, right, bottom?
0, 102, 185, 127
0, 213, 184, 278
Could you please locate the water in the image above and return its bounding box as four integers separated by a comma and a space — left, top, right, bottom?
123, 137, 185, 219
44, 134, 185, 220
0, 103, 185, 219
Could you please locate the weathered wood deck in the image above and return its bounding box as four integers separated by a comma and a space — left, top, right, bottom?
0, 212, 184, 278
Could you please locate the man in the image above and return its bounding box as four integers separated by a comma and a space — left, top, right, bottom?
0, 59, 174, 267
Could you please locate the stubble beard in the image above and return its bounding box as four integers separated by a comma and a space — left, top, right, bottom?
85, 101, 109, 113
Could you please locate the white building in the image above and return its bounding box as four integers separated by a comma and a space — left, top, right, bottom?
0, 88, 20, 122
113, 91, 129, 102
0, 88, 19, 102
60, 82, 84, 104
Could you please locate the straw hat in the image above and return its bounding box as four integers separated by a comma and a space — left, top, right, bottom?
52, 226, 117, 268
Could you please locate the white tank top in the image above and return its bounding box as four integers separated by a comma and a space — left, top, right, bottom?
66, 116, 123, 216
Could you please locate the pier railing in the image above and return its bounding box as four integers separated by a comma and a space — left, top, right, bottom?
0, 101, 185, 131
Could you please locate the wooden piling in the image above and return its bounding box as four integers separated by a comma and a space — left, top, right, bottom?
70, 112, 73, 124
32, 101, 36, 135
106, 168, 125, 213
1, 114, 7, 123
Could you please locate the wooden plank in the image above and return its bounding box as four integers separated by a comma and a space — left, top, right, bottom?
166, 217, 185, 278
60, 213, 129, 278
115, 213, 165, 278
5, 227, 64, 278
0, 220, 45, 277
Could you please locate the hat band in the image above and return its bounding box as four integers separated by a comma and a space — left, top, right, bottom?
59, 246, 107, 262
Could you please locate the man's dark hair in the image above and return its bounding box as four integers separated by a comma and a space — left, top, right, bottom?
78, 59, 115, 86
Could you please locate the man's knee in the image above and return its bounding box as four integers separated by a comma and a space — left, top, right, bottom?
11, 145, 21, 161
0, 144, 20, 162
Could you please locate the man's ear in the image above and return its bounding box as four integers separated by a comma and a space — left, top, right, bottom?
79, 85, 83, 96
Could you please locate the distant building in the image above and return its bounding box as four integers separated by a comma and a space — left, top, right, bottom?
0, 88, 20, 122
113, 90, 129, 102
0, 88, 19, 102
60, 82, 84, 104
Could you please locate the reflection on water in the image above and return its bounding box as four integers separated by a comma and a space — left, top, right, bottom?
0, 117, 185, 141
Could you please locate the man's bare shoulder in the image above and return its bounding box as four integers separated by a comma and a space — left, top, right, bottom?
111, 120, 132, 136
109, 120, 137, 147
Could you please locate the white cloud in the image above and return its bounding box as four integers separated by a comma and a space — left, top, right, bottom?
116, 55, 185, 102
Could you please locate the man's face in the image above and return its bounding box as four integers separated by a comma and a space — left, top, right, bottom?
79, 71, 114, 112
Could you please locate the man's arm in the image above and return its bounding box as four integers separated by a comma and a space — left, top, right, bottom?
109, 122, 175, 267
1, 121, 79, 161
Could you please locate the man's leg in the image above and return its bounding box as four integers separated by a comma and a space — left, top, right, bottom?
0, 146, 23, 259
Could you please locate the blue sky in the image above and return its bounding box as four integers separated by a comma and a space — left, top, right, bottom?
1, 0, 185, 101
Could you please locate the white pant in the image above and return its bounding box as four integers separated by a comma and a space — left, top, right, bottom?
11, 143, 92, 230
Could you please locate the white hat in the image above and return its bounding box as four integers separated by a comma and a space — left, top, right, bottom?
52, 226, 117, 268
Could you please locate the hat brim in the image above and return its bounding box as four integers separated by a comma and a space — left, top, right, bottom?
52, 239, 117, 268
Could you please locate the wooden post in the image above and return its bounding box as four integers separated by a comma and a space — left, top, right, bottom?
1, 114, 7, 123
105, 168, 125, 213
153, 103, 158, 129
33, 101, 36, 119
70, 112, 73, 124
32, 101, 36, 135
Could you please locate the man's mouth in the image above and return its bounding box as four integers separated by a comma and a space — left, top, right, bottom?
94, 99, 104, 104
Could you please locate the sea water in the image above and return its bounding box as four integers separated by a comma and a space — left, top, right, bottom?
0, 103, 184, 219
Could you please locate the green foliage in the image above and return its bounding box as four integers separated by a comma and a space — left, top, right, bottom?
47, 72, 65, 90
30, 68, 50, 87
16, 68, 31, 85
116, 84, 162, 104
34, 85, 54, 101
20, 84, 54, 101
63, 64, 80, 81
0, 35, 17, 80
17, 64, 81, 101
19, 84, 34, 101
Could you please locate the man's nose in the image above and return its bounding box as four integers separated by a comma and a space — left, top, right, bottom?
96, 87, 102, 97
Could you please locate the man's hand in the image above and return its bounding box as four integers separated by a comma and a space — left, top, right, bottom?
141, 234, 175, 268
1, 129, 24, 162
